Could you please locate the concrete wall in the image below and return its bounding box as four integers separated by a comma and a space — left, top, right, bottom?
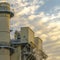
20, 27, 34, 44
11, 46, 22, 60
0, 2, 11, 60
0, 14, 10, 43
0, 48, 10, 60
0, 2, 10, 43
34, 37, 42, 50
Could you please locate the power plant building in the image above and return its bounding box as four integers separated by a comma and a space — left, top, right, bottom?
0, 1, 48, 60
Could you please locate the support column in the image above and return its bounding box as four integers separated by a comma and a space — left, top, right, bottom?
0, 48, 10, 60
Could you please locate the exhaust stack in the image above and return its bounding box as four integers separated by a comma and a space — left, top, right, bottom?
0, 2, 14, 60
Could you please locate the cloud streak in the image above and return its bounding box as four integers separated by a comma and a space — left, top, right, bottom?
8, 0, 60, 60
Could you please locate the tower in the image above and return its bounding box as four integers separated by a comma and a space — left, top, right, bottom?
0, 1, 14, 60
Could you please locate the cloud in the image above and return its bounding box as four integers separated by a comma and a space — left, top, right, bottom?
16, 5, 39, 16
9, 0, 60, 60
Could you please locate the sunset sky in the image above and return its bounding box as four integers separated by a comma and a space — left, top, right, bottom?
4, 0, 60, 60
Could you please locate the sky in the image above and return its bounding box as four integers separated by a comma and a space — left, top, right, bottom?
1, 0, 60, 60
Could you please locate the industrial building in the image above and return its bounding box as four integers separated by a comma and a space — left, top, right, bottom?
0, 1, 48, 60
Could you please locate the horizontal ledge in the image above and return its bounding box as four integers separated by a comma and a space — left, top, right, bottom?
0, 31, 10, 32
0, 46, 15, 50
11, 41, 27, 44
0, 10, 14, 17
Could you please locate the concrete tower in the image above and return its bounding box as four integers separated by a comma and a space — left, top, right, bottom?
0, 1, 14, 60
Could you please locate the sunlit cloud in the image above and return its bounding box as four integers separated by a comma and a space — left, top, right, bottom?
7, 0, 60, 60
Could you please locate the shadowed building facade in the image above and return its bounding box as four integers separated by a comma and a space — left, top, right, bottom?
11, 27, 48, 60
